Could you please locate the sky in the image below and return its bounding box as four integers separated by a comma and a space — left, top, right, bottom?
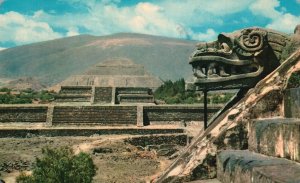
0, 0, 299, 50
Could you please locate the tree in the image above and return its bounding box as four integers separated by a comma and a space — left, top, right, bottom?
154, 78, 199, 104
16, 147, 96, 183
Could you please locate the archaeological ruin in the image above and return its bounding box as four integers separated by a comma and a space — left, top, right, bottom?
0, 58, 221, 134
1, 25, 300, 183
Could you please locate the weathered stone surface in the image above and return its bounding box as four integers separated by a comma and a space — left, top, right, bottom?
143, 105, 220, 125
248, 90, 283, 119
284, 87, 300, 118
248, 118, 300, 162
93, 87, 112, 103
59, 86, 92, 94
189, 26, 299, 91
52, 106, 137, 125
217, 150, 300, 183
0, 106, 48, 123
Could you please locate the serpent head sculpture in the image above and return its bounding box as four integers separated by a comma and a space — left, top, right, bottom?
189, 27, 299, 90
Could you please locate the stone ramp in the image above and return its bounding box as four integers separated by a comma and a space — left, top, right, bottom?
217, 150, 300, 183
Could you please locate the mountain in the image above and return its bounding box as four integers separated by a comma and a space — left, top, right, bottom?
0, 33, 197, 86
5, 77, 46, 91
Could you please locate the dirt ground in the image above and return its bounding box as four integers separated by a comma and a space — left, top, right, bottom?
0, 135, 176, 183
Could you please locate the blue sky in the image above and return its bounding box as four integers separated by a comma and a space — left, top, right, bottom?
0, 0, 300, 50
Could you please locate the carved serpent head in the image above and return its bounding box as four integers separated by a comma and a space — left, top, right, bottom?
189, 27, 296, 90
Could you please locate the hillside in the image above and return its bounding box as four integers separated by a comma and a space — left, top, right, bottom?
0, 33, 196, 86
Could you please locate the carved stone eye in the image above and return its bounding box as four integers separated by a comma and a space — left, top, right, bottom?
221, 42, 231, 52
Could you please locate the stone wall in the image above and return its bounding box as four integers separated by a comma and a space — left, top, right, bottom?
94, 87, 112, 103
143, 105, 220, 125
0, 106, 48, 123
59, 86, 92, 94
52, 106, 137, 125
248, 118, 300, 163
0, 104, 221, 126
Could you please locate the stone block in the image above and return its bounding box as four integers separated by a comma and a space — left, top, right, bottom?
284, 87, 300, 118
217, 150, 300, 183
248, 118, 300, 162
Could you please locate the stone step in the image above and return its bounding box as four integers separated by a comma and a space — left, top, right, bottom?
248, 118, 300, 163
217, 150, 300, 183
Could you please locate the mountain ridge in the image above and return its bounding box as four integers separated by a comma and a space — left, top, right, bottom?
0, 33, 197, 86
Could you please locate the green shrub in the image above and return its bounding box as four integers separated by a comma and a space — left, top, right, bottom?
0, 87, 11, 92
16, 147, 96, 183
154, 78, 235, 104
154, 78, 200, 104
0, 88, 56, 104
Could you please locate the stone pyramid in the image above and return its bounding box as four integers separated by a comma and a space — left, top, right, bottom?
58, 58, 162, 89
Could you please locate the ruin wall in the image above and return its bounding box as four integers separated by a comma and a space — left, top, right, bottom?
0, 105, 48, 123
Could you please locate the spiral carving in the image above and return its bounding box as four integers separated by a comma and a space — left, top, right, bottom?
235, 28, 267, 54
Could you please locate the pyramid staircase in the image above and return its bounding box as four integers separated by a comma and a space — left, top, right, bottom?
153, 49, 300, 183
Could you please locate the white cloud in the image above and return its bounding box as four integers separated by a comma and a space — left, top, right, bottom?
191, 29, 218, 41
35, 0, 230, 41
66, 27, 79, 37
249, 0, 300, 33
250, 0, 281, 19
2, 0, 299, 46
0, 11, 62, 44
267, 13, 300, 32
